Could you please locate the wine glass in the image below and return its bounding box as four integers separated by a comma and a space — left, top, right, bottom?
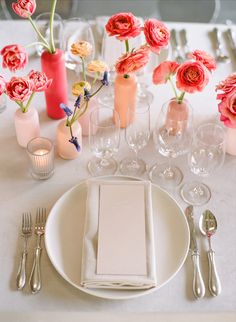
63, 17, 95, 72
149, 98, 193, 189
119, 101, 150, 176
180, 122, 226, 206
88, 106, 120, 176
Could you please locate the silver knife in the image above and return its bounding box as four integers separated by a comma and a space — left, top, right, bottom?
180, 29, 191, 59
226, 28, 236, 60
171, 29, 184, 64
185, 205, 205, 299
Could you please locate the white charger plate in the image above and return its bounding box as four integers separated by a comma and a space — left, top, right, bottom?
45, 176, 189, 300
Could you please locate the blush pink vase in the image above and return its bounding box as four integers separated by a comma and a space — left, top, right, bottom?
165, 98, 191, 134
114, 73, 137, 128
56, 119, 82, 159
41, 49, 68, 119
14, 108, 40, 148
225, 127, 236, 156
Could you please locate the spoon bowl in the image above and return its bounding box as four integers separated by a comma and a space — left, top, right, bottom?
199, 209, 221, 296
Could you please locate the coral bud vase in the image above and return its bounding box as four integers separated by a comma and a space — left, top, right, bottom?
14, 108, 40, 148
114, 73, 137, 128
41, 49, 68, 119
225, 127, 236, 156
165, 98, 191, 134
56, 120, 82, 159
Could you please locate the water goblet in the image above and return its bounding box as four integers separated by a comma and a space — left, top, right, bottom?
180, 122, 226, 206
88, 106, 120, 176
149, 98, 193, 189
119, 101, 151, 176
63, 17, 95, 72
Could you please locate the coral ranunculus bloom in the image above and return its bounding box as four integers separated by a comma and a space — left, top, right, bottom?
12, 0, 36, 18
6, 76, 33, 102
152, 61, 179, 85
143, 19, 170, 54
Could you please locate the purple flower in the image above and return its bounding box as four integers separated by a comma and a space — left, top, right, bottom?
60, 103, 73, 116
69, 136, 80, 151
74, 94, 82, 108
101, 71, 109, 86
84, 88, 91, 101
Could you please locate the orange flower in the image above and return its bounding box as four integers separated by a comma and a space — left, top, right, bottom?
71, 41, 92, 58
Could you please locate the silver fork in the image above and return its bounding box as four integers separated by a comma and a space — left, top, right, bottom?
213, 27, 230, 63
29, 208, 47, 294
16, 212, 32, 290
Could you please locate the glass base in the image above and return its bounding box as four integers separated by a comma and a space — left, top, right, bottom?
88, 157, 118, 176
119, 157, 147, 176
180, 181, 211, 206
30, 170, 54, 180
98, 86, 114, 106
149, 163, 183, 188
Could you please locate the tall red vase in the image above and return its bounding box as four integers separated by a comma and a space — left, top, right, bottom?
41, 49, 68, 119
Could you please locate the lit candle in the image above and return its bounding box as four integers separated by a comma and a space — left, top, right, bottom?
27, 138, 54, 180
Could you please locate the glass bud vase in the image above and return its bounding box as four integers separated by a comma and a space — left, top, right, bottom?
165, 98, 190, 134
41, 49, 68, 119
114, 73, 137, 128
225, 126, 236, 156
14, 108, 40, 148
56, 119, 82, 159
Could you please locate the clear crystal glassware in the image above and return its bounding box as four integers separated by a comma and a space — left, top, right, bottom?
180, 122, 226, 206
149, 98, 193, 189
119, 101, 150, 176
88, 106, 120, 176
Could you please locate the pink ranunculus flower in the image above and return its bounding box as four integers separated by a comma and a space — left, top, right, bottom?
188, 50, 216, 72
105, 12, 141, 40
28, 70, 52, 92
0, 44, 28, 72
216, 72, 236, 97
6, 76, 33, 102
143, 19, 170, 54
115, 46, 150, 74
152, 61, 179, 85
218, 89, 236, 128
0, 76, 6, 96
176, 61, 209, 93
12, 0, 36, 18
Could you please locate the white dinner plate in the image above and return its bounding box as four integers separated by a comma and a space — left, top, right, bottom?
45, 176, 189, 300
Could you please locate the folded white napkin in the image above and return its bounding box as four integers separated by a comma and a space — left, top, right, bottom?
80, 179, 157, 290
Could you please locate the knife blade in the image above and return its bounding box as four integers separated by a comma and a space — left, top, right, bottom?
226, 28, 236, 60
180, 29, 190, 59
185, 205, 205, 299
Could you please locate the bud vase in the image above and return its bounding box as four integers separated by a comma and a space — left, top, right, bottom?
225, 127, 236, 156
56, 119, 82, 159
14, 108, 40, 148
114, 73, 137, 128
41, 49, 68, 119
165, 98, 191, 134
79, 97, 97, 136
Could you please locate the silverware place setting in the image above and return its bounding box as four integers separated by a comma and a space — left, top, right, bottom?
212, 27, 230, 63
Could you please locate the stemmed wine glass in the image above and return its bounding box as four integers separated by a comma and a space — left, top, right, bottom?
119, 101, 151, 176
88, 106, 120, 176
149, 99, 193, 189
180, 122, 226, 206
63, 17, 95, 72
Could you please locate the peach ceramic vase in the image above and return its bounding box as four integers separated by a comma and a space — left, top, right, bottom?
225, 127, 236, 156
56, 119, 82, 159
79, 97, 97, 136
114, 73, 137, 128
41, 49, 68, 119
165, 98, 191, 134
14, 108, 40, 148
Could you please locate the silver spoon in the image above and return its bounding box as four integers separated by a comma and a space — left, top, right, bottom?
199, 210, 221, 296
213, 28, 230, 63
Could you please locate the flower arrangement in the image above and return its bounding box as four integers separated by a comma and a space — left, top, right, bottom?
0, 71, 51, 113
105, 12, 170, 77
216, 73, 236, 128
59, 40, 109, 151
12, 0, 58, 54
152, 50, 216, 103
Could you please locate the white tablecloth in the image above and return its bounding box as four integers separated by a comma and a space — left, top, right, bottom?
0, 20, 236, 321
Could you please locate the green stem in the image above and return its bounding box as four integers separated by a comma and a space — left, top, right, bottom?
15, 100, 24, 112
125, 39, 130, 53
26, 41, 48, 48
90, 83, 104, 98
177, 92, 185, 104
91, 72, 99, 86
168, 76, 178, 100
81, 57, 86, 81
24, 92, 35, 113
49, 0, 57, 53
28, 16, 52, 52
76, 100, 89, 119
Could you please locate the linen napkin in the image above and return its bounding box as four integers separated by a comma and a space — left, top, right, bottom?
80, 179, 157, 290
